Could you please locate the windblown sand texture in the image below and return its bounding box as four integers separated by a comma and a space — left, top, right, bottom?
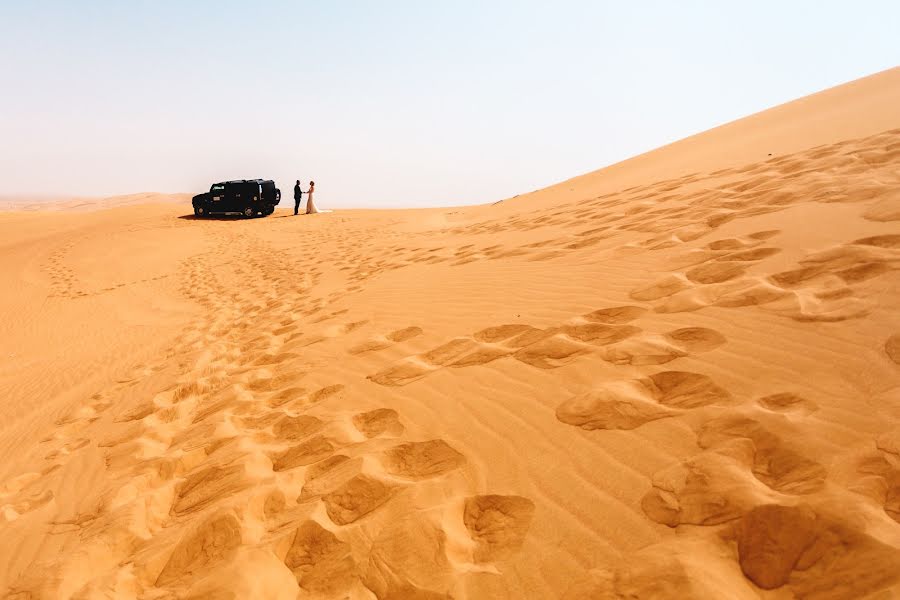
1, 68, 899, 598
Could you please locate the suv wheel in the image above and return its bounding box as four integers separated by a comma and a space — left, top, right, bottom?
194, 206, 205, 217
243, 206, 255, 218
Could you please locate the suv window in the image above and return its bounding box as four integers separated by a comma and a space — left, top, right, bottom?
211, 184, 225, 193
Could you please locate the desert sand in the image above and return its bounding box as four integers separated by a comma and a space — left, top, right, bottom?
1, 67, 899, 599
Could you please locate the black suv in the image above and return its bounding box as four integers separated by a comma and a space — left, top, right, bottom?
192, 179, 281, 218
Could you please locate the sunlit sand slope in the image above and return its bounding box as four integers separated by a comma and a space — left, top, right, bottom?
0, 68, 898, 599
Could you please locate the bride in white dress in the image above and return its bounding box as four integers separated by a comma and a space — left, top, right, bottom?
305, 181, 318, 214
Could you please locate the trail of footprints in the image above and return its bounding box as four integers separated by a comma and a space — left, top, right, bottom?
3, 223, 536, 599
41, 228, 183, 300
42, 238, 81, 298
50, 374, 533, 597
368, 304, 725, 387
161, 129, 897, 306
555, 332, 900, 597
4, 127, 898, 596
632, 230, 900, 322
311, 128, 899, 299
356, 133, 894, 318
554, 358, 900, 596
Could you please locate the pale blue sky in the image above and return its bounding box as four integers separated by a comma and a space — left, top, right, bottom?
1, 1, 897, 207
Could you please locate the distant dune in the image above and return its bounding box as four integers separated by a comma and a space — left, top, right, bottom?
1, 192, 189, 212
1, 67, 898, 599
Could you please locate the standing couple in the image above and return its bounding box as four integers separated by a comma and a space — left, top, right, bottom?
293, 180, 318, 215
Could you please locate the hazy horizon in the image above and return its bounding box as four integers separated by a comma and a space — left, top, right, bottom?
2, 1, 898, 208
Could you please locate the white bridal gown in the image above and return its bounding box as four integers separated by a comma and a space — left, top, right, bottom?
306, 188, 319, 214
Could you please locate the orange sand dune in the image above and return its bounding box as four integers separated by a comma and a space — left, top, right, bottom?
1, 68, 898, 599
1, 192, 190, 212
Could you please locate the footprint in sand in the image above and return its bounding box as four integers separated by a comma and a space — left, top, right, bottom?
371, 311, 646, 386
731, 503, 900, 596
322, 474, 395, 525
362, 515, 459, 598
272, 414, 324, 440
367, 358, 433, 387
748, 230, 781, 241
717, 247, 781, 262
340, 320, 369, 334
756, 392, 818, 415
734, 504, 823, 589
156, 510, 243, 586
387, 326, 424, 343
250, 351, 301, 367
641, 447, 763, 527
171, 464, 254, 515
43, 438, 90, 461
1, 489, 55, 522
472, 324, 539, 343
597, 326, 725, 366
380, 439, 466, 480
308, 384, 345, 403
630, 274, 692, 301
0, 472, 42, 498
272, 322, 299, 337
556, 370, 733, 430
283, 520, 355, 597
353, 408, 404, 438
665, 327, 726, 352
771, 236, 898, 290
686, 261, 748, 284
853, 436, 900, 524
464, 494, 536, 563
643, 236, 782, 299
272, 436, 336, 472
244, 372, 303, 393
349, 325, 423, 355
641, 232, 895, 322
420, 338, 482, 366
264, 383, 344, 409
299, 456, 362, 501
641, 409, 829, 529
367, 337, 485, 385
561, 323, 641, 345
885, 334, 900, 364
581, 305, 647, 324
697, 414, 827, 495
512, 334, 593, 369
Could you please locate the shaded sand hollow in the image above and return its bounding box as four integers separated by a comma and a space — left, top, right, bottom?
1, 67, 899, 599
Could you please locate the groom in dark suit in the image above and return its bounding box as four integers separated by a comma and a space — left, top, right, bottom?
293, 180, 303, 215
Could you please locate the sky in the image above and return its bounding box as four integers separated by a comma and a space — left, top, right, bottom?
1, 1, 898, 208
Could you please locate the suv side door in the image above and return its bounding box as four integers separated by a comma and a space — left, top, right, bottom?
224, 182, 242, 212
209, 183, 225, 212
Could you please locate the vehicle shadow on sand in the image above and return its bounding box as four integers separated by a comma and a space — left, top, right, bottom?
178, 214, 257, 221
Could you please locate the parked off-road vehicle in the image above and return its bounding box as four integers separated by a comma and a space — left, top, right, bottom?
192, 179, 281, 218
